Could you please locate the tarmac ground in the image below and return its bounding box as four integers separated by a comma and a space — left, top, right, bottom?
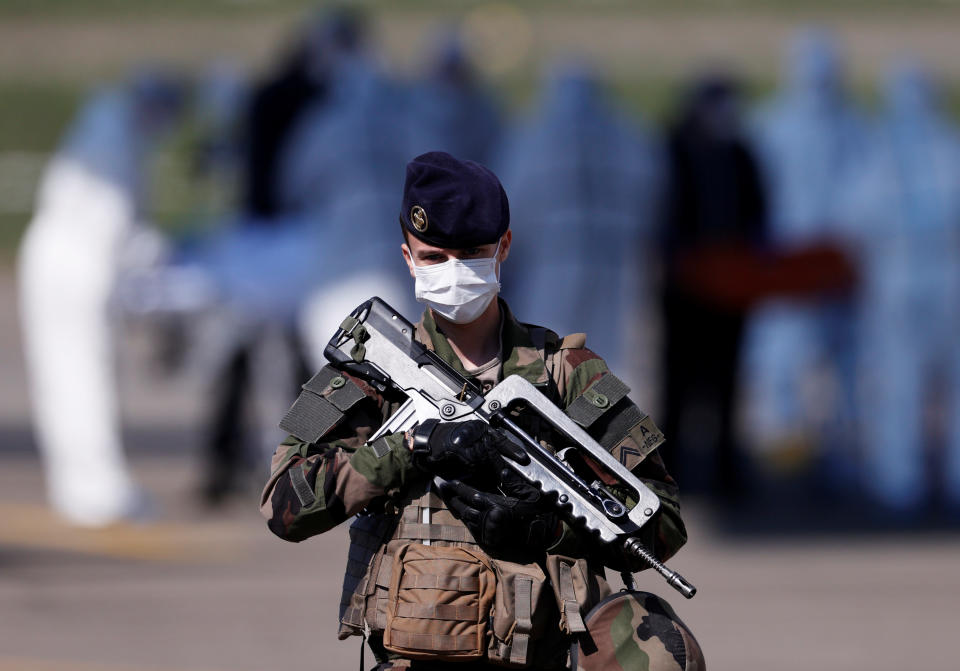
2, 445, 959, 671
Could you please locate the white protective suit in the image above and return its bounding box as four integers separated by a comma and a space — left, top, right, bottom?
846, 64, 960, 511
18, 88, 149, 526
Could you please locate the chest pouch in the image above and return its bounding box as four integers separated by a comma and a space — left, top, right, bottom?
485, 558, 554, 668
383, 542, 497, 661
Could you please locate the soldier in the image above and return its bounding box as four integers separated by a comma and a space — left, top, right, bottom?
261, 152, 703, 670
659, 74, 767, 500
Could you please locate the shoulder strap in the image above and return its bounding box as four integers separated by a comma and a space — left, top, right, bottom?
528, 326, 563, 405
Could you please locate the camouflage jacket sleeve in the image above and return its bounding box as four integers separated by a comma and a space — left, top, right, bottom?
260, 366, 417, 542
546, 342, 687, 569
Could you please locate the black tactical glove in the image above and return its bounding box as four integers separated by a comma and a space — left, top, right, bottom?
438, 471, 561, 555
410, 419, 513, 481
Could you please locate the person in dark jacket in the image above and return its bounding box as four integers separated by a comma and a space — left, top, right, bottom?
659, 74, 767, 501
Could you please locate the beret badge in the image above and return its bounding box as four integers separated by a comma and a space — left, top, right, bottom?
410, 205, 428, 232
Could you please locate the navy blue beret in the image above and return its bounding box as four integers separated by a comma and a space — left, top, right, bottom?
400, 151, 509, 248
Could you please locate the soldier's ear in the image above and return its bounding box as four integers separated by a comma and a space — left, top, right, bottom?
497, 230, 512, 264
401, 243, 416, 279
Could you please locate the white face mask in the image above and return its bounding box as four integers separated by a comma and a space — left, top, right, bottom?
412, 240, 501, 324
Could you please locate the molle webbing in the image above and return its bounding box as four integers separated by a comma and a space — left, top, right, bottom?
385, 631, 478, 653
510, 576, 534, 664
383, 543, 495, 661
559, 562, 587, 634
280, 367, 366, 443
375, 559, 393, 591
398, 524, 474, 543
394, 603, 478, 621
399, 574, 481, 591
395, 489, 479, 547
338, 486, 478, 636
566, 373, 631, 428
339, 512, 397, 632
366, 559, 392, 631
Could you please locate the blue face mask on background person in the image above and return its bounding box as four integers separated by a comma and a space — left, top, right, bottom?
413, 239, 501, 324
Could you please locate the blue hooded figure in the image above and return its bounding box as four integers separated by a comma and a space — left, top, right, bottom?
278, 54, 418, 367
496, 64, 660, 398
406, 31, 504, 164
845, 61, 960, 512
742, 29, 869, 477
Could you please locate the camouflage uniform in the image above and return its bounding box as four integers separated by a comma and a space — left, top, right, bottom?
261, 300, 688, 669
572, 591, 705, 671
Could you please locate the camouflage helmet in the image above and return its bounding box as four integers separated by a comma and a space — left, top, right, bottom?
571, 591, 705, 671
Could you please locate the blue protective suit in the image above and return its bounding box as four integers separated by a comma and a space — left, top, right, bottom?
405, 37, 503, 164
496, 67, 660, 397
743, 31, 869, 466
846, 64, 960, 510
278, 57, 418, 366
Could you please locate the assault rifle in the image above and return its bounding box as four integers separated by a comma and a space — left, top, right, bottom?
324, 297, 696, 599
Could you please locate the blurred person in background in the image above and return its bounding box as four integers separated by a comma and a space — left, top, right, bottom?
114, 63, 248, 383
17, 70, 183, 526
658, 74, 767, 500
185, 224, 317, 505
743, 29, 868, 488
275, 33, 405, 218
285, 35, 418, 370
191, 61, 247, 221
406, 30, 503, 163
844, 62, 960, 514
497, 64, 661, 400
243, 7, 364, 220
193, 8, 369, 504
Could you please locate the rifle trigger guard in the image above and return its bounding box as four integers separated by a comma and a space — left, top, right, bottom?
411, 418, 440, 457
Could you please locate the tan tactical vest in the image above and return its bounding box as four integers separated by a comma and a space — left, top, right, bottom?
337, 482, 608, 668
336, 330, 611, 668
